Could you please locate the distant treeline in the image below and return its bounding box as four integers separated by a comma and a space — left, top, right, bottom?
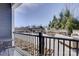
15, 25, 46, 33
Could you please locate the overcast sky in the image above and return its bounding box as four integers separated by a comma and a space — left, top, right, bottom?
14, 3, 79, 27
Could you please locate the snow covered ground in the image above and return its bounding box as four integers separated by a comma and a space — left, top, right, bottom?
0, 48, 14, 56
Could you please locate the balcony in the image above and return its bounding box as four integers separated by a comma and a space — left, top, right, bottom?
0, 32, 79, 56
0, 3, 79, 56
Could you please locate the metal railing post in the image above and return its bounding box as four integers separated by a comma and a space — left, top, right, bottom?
39, 32, 44, 56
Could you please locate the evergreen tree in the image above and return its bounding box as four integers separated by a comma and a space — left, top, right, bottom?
48, 8, 79, 36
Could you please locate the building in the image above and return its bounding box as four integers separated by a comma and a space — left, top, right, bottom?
0, 3, 22, 56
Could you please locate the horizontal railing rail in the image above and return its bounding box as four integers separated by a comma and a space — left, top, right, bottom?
14, 32, 79, 56
14, 32, 79, 41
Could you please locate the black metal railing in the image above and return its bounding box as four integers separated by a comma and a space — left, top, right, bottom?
14, 32, 79, 56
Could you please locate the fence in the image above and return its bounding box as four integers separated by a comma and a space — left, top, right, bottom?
14, 32, 79, 56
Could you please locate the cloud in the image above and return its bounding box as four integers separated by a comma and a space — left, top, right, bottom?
15, 3, 41, 14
